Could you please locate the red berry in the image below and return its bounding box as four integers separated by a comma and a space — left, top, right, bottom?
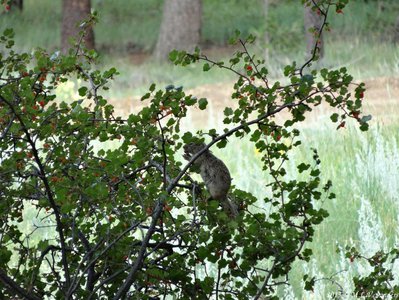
337, 121, 346, 129
351, 111, 360, 119
164, 204, 172, 212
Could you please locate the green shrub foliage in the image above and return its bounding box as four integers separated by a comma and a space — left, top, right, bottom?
0, 1, 373, 299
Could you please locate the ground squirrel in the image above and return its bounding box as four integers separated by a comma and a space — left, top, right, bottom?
183, 142, 238, 219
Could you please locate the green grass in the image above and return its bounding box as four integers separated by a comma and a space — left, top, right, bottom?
208, 119, 399, 298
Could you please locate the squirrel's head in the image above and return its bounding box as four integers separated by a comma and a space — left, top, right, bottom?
183, 142, 207, 155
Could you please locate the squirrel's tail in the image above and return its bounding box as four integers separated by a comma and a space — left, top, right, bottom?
221, 198, 239, 219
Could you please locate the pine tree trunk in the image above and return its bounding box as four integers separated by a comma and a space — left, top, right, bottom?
304, 2, 324, 60
154, 0, 202, 61
61, 0, 95, 53
263, 0, 269, 60
394, 15, 399, 43
12, 0, 23, 10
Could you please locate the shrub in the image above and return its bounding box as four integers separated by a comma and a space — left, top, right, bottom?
0, 1, 371, 299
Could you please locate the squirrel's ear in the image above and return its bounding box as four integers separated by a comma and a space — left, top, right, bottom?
190, 137, 205, 145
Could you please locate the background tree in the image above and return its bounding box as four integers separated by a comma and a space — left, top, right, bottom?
154, 0, 202, 60
263, 0, 270, 60
304, 0, 324, 60
61, 0, 95, 53
12, 0, 22, 10
394, 15, 399, 43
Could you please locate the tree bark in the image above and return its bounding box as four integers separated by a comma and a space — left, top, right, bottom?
12, 0, 23, 10
394, 15, 399, 43
154, 0, 202, 61
263, 0, 269, 60
61, 0, 95, 53
304, 1, 324, 60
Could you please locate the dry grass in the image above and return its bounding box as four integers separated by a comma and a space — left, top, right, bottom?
110, 76, 399, 130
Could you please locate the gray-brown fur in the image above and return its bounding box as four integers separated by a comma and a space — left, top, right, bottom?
183, 142, 238, 218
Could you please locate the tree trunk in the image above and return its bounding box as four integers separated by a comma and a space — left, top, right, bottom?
154, 0, 202, 61
394, 15, 399, 44
12, 0, 23, 10
304, 2, 324, 60
263, 0, 269, 60
61, 0, 95, 53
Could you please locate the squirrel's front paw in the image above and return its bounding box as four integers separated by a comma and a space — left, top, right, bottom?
183, 153, 191, 161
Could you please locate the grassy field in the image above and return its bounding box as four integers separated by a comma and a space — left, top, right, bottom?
2, 0, 399, 298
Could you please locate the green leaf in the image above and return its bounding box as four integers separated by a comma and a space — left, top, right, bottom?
301, 74, 314, 85
197, 247, 208, 260
37, 240, 50, 251
0, 248, 12, 265
297, 163, 310, 173
304, 276, 315, 291
184, 96, 197, 106
228, 29, 240, 44
202, 277, 214, 294
182, 132, 193, 143
78, 86, 88, 97
203, 63, 211, 72
168, 49, 178, 62
310, 169, 320, 177
216, 139, 227, 148
360, 122, 369, 131
224, 107, 233, 116
141, 92, 150, 101
3, 28, 14, 38
198, 98, 208, 110
330, 113, 339, 122
250, 130, 261, 142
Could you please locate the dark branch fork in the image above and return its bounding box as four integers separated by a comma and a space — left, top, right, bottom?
0, 268, 42, 300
